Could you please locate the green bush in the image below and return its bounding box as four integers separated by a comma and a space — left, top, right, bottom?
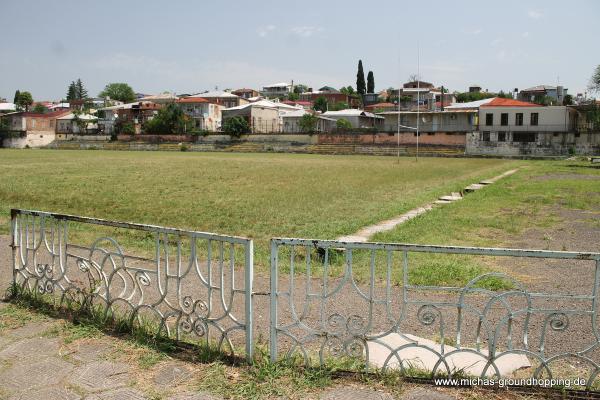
335, 119, 352, 129
222, 116, 250, 137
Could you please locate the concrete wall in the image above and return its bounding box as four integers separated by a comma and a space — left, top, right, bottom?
3, 131, 56, 148
466, 131, 600, 156
318, 132, 465, 146
55, 134, 110, 141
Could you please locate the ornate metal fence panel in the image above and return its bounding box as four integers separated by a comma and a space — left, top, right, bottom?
270, 238, 600, 387
10, 209, 254, 361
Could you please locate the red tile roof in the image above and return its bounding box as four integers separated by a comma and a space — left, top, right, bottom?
21, 110, 71, 118
481, 98, 538, 107
175, 97, 208, 103
282, 100, 312, 106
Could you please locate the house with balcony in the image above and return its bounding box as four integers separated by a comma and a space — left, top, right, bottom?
97, 101, 161, 134
260, 82, 292, 99
467, 97, 584, 156
175, 97, 223, 132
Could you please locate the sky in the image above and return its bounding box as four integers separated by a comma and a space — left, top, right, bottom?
1, 0, 599, 101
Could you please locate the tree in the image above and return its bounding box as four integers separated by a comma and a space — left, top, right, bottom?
143, 104, 186, 134
356, 60, 366, 95
340, 86, 355, 95
298, 113, 318, 133
222, 116, 250, 137
66, 82, 78, 101
15, 91, 33, 111
562, 94, 573, 105
367, 71, 375, 93
99, 83, 136, 103
32, 103, 48, 113
497, 90, 513, 99
455, 92, 495, 103
287, 92, 299, 101
330, 101, 349, 111
313, 96, 328, 113
75, 79, 88, 99
293, 84, 308, 94
336, 118, 352, 130
589, 65, 600, 94
13, 90, 20, 104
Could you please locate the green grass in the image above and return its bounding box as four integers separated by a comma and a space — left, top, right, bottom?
0, 149, 520, 267
373, 160, 600, 247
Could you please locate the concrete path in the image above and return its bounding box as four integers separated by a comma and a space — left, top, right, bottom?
337, 169, 519, 243
367, 333, 530, 377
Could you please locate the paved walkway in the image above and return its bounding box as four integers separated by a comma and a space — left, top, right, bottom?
337, 169, 519, 243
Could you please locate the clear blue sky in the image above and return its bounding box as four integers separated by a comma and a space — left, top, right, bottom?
1, 0, 599, 101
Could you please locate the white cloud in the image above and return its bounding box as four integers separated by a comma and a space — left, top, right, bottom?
257, 25, 276, 37
290, 26, 323, 38
491, 38, 504, 46
528, 10, 543, 19
522, 31, 530, 38
496, 50, 507, 61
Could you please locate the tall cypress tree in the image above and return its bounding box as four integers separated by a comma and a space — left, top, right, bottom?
356, 60, 366, 95
66, 82, 77, 101
13, 90, 20, 104
75, 78, 88, 99
367, 71, 375, 93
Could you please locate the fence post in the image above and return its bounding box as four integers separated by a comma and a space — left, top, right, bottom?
10, 209, 18, 293
245, 239, 254, 362
269, 239, 278, 362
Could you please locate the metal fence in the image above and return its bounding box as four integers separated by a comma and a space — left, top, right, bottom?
269, 238, 600, 385
9, 209, 600, 388
10, 209, 254, 361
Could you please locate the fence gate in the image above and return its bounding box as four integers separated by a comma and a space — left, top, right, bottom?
10, 209, 254, 361
270, 237, 600, 388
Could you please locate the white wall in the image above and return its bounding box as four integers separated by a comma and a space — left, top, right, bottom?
2, 131, 56, 148
479, 106, 574, 132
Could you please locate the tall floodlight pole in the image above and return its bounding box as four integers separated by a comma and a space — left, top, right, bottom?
396, 51, 401, 164
416, 43, 420, 162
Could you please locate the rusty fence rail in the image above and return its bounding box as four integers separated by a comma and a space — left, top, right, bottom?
10, 209, 254, 361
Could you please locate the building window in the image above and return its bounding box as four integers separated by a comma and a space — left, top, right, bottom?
482, 131, 490, 141
530, 113, 539, 126
500, 113, 508, 126
485, 113, 493, 126
515, 113, 523, 126
498, 132, 506, 142
513, 132, 536, 142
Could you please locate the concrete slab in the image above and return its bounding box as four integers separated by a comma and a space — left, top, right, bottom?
401, 387, 454, 400
8, 386, 81, 400
87, 387, 147, 400
464, 184, 485, 192
8, 320, 59, 339
0, 357, 74, 392
438, 195, 462, 201
320, 386, 393, 400
367, 332, 530, 377
0, 337, 61, 361
153, 362, 193, 386
69, 360, 130, 392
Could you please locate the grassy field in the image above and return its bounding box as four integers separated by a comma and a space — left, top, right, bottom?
0, 149, 520, 266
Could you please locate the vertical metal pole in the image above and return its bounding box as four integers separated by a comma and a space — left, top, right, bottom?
10, 209, 18, 293
269, 240, 279, 363
244, 239, 254, 362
